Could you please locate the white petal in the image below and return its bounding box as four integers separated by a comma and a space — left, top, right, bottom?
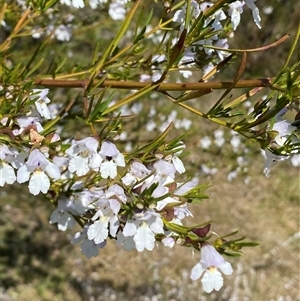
68, 156, 90, 176
109, 215, 119, 237
81, 240, 99, 259
71, 231, 84, 244
201, 269, 224, 293
134, 221, 155, 252
78, 137, 99, 153
27, 149, 49, 168
190, 262, 205, 281
152, 186, 168, 198
123, 220, 137, 237
200, 244, 225, 268
230, 8, 241, 30
131, 161, 151, 178
108, 2, 126, 21
173, 9, 184, 22
108, 198, 121, 215
175, 179, 198, 195
57, 213, 76, 231
244, 0, 261, 28
154, 159, 176, 175
116, 232, 136, 251
149, 216, 164, 234
121, 173, 136, 186
172, 156, 185, 174
218, 261, 233, 275
161, 237, 175, 248
35, 101, 51, 119
17, 165, 31, 183
0, 163, 16, 186
45, 162, 61, 179
90, 153, 102, 170
100, 141, 119, 157
87, 217, 109, 244
28, 171, 50, 195
156, 196, 180, 211
114, 153, 125, 167
100, 161, 117, 179
49, 208, 60, 224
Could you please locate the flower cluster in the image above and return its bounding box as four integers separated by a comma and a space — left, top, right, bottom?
0, 87, 238, 293
172, 0, 261, 77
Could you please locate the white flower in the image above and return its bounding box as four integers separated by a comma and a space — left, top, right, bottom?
60, 0, 85, 8
109, 2, 126, 21
199, 136, 212, 149
54, 25, 72, 41
66, 137, 99, 176
190, 244, 233, 293
133, 221, 156, 252
201, 164, 218, 176
29, 89, 52, 119
230, 135, 241, 151
72, 225, 107, 258
121, 161, 151, 187
17, 149, 60, 195
47, 25, 72, 41
72, 190, 96, 214
214, 129, 225, 147
98, 140, 125, 179
116, 231, 136, 251
214, 38, 229, 60
272, 120, 296, 145
165, 142, 186, 174
0, 144, 20, 186
153, 159, 176, 185
174, 178, 198, 196
87, 216, 110, 244
49, 199, 77, 231
174, 203, 193, 220
89, 0, 103, 9
105, 184, 127, 204
173, 0, 200, 30
0, 161, 16, 186
153, 185, 180, 211
86, 184, 126, 244
263, 149, 288, 177
122, 210, 164, 252
16, 116, 44, 135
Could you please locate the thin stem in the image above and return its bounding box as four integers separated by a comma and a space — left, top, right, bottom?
281, 24, 300, 70
200, 34, 290, 53
33, 78, 276, 91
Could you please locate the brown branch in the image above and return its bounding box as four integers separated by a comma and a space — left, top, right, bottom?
33, 78, 280, 91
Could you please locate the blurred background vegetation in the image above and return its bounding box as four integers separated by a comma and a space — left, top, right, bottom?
1, 0, 299, 300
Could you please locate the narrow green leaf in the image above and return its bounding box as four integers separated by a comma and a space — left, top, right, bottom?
88, 89, 114, 121
235, 242, 260, 247
92, 0, 141, 76
164, 220, 189, 235
102, 82, 159, 115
